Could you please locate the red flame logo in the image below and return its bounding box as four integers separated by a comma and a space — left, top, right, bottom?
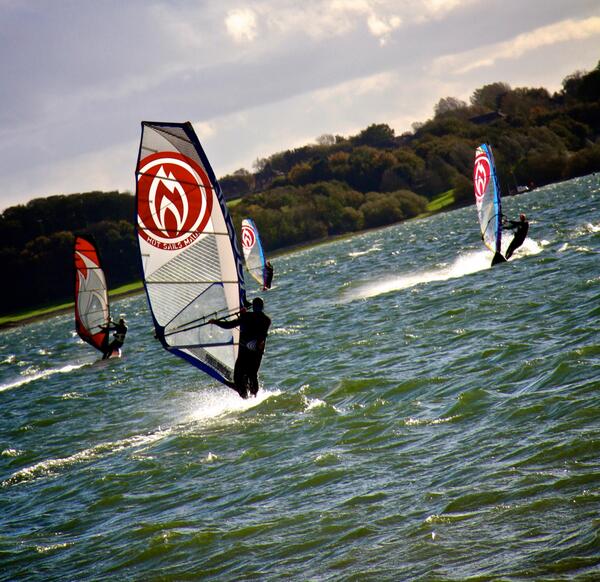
241, 224, 256, 249
473, 152, 490, 202
137, 152, 213, 250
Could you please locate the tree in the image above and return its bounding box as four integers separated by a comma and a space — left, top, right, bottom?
289, 162, 314, 186
563, 61, 600, 102
252, 157, 268, 172
316, 134, 336, 146
220, 171, 255, 199
470, 82, 511, 110
452, 174, 472, 205
352, 123, 396, 148
434, 96, 468, 117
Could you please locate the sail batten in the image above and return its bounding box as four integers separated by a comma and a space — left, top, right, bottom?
135, 121, 246, 385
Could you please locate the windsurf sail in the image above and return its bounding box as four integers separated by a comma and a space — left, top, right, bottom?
135, 121, 246, 385
241, 218, 268, 288
74, 235, 111, 353
474, 144, 503, 258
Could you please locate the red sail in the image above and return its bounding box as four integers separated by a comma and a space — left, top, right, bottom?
74, 236, 110, 353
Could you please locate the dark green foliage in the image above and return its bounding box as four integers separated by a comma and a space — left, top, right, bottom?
1, 191, 137, 314
220, 170, 255, 199
565, 143, 600, 178
562, 61, 600, 102
351, 123, 396, 148
229, 181, 426, 250
470, 82, 512, 110
453, 174, 473, 205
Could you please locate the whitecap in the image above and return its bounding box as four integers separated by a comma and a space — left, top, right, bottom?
2, 427, 172, 486
0, 364, 86, 392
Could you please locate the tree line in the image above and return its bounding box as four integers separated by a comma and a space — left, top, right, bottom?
2, 61, 599, 314
221, 61, 600, 205
1, 192, 138, 313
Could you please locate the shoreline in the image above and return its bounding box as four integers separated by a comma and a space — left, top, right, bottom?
0, 286, 144, 331
0, 204, 456, 331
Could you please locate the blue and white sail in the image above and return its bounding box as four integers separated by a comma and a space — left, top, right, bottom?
135, 121, 247, 385
474, 144, 504, 259
241, 218, 268, 288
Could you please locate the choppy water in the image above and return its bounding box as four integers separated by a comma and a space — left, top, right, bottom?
1, 175, 599, 581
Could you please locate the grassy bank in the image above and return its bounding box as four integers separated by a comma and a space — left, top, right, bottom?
425, 188, 456, 213
0, 281, 144, 329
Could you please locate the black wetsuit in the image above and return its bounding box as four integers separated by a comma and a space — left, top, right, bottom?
264, 264, 274, 289
213, 311, 271, 398
102, 321, 128, 359
504, 219, 529, 259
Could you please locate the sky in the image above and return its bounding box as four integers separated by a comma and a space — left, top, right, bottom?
1, 0, 599, 210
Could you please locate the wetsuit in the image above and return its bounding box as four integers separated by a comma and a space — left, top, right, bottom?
504, 219, 529, 259
264, 263, 274, 289
213, 310, 271, 398
102, 321, 128, 359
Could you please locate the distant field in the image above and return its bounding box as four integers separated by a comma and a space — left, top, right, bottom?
426, 189, 456, 212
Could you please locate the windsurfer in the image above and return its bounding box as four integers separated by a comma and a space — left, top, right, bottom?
100, 316, 128, 359
264, 261, 274, 290
209, 297, 271, 398
503, 213, 529, 259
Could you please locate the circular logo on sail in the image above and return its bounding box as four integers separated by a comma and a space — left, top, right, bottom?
473, 153, 490, 201
137, 152, 213, 250
241, 224, 256, 249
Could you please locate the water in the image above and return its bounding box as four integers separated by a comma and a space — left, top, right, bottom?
1, 175, 599, 580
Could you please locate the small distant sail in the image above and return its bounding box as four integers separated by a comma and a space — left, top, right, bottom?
74, 236, 110, 353
135, 121, 247, 386
474, 144, 504, 259
241, 218, 268, 288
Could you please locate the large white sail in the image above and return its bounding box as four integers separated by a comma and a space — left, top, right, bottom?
135, 121, 246, 385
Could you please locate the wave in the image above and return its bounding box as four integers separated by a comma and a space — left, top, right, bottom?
0, 363, 87, 393
348, 244, 382, 258
573, 221, 600, 236
3, 388, 280, 487
342, 239, 543, 302
2, 427, 173, 487
341, 250, 490, 301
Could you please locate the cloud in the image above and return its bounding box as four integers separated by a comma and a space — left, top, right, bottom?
367, 13, 402, 45
312, 71, 397, 105
420, 0, 478, 19
434, 15, 600, 74
194, 121, 217, 140
227, 1, 403, 45
225, 8, 258, 42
